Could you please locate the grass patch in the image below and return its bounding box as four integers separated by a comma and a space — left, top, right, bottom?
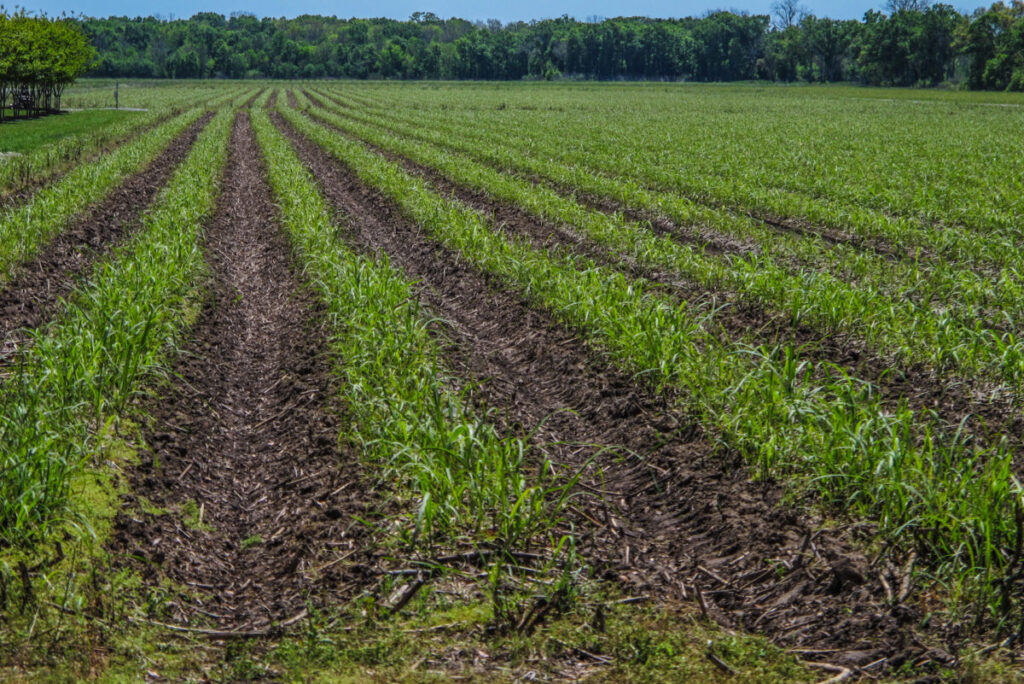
0, 420, 138, 678
180, 499, 213, 532
263, 590, 817, 682
240, 534, 263, 551
0, 110, 141, 154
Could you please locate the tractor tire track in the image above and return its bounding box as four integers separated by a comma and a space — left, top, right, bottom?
110, 112, 372, 631
275, 110, 942, 670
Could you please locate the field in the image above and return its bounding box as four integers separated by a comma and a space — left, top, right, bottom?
1, 81, 1023, 681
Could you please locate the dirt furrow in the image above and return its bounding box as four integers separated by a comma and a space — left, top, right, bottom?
0, 112, 214, 371
297, 102, 1020, 462
275, 112, 944, 669
111, 112, 371, 631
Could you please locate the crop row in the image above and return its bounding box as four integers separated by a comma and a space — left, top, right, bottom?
251, 108, 561, 551
0, 88, 257, 286
0, 107, 206, 285
333, 83, 1024, 249
0, 85, 251, 199
0, 107, 179, 199
299, 89, 1024, 391
277, 94, 1020, 610
0, 105, 234, 546
333, 85, 1024, 295
0, 80, 555, 561
61, 80, 249, 111
321, 87, 1024, 284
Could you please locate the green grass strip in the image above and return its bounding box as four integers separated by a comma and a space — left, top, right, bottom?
0, 107, 234, 547
251, 108, 562, 552
280, 99, 1021, 614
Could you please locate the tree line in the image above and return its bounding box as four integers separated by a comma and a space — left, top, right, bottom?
78, 3, 1024, 89
1, 12, 95, 119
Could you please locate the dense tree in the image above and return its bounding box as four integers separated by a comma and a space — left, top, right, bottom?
61, 7, 1024, 90
958, 2, 1024, 90
78, 14, 740, 82
688, 12, 769, 81
855, 5, 962, 85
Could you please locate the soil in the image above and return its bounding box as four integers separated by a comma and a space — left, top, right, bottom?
274, 110, 953, 670
0, 113, 214, 372
109, 112, 373, 631
297, 93, 1023, 465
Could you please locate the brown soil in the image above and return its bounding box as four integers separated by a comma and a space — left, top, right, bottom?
110, 112, 372, 630
297, 94, 1022, 464
0, 113, 214, 371
275, 110, 952, 671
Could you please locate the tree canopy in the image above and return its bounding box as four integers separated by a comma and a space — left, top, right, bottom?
70, 5, 1024, 90
0, 12, 96, 118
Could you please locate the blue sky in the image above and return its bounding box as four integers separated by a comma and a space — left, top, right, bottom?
19, 0, 974, 23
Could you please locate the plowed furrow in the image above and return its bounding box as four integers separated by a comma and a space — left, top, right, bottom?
275, 111, 935, 668
111, 112, 371, 631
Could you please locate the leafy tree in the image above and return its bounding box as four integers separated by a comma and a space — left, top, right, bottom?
856, 5, 963, 86
49, 7, 1024, 91
0, 11, 96, 119
958, 2, 1024, 90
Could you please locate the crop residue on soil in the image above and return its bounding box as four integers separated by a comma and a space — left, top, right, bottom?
273, 109, 945, 668
111, 111, 372, 631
